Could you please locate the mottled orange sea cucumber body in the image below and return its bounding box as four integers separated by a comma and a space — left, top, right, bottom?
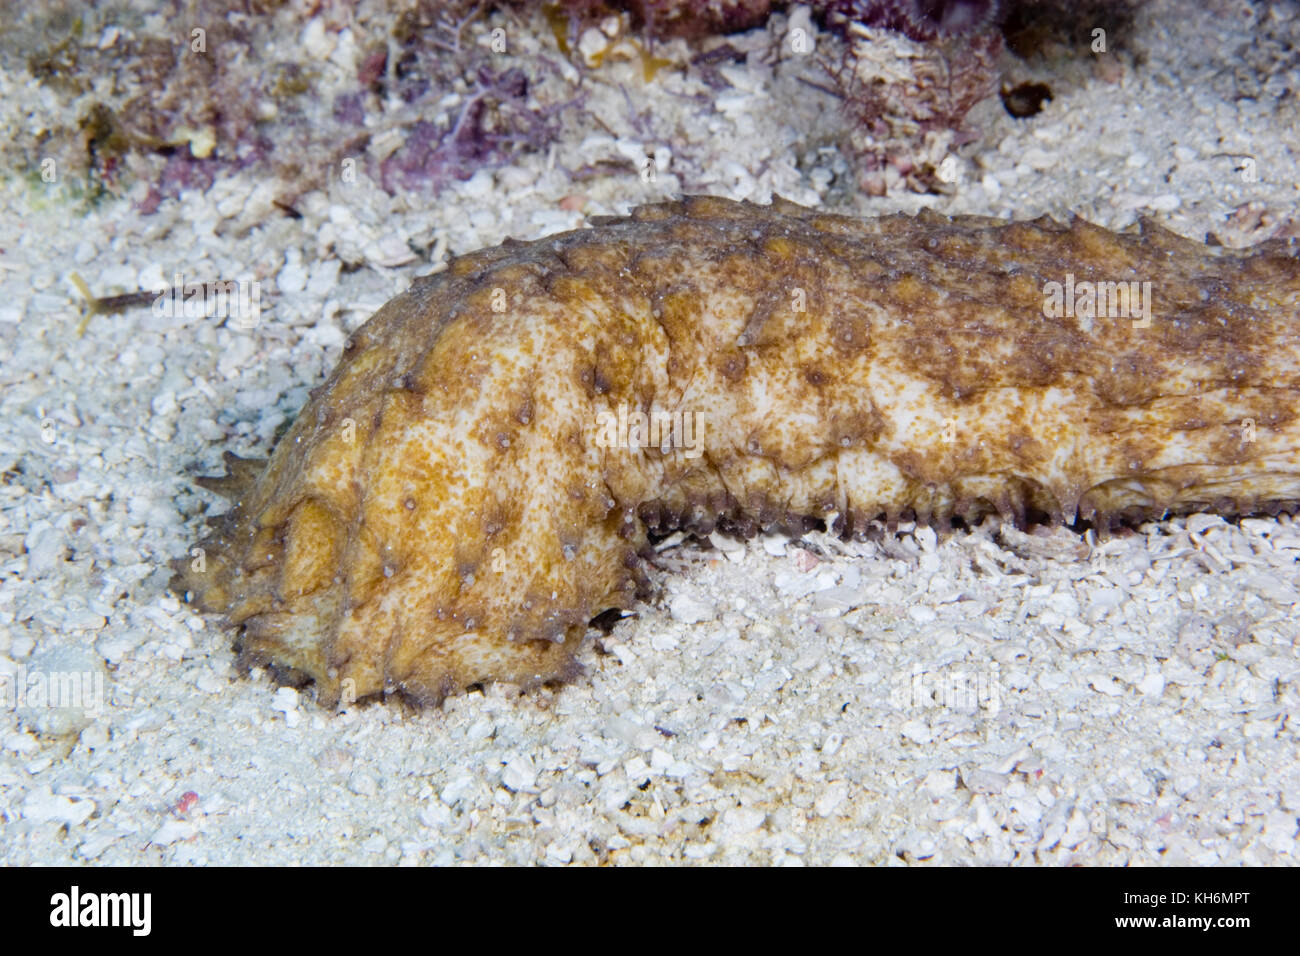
172, 196, 1300, 706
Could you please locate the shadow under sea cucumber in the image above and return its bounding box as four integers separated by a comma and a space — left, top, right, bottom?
171, 195, 1300, 707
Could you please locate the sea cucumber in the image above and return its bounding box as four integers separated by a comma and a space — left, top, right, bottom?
171, 195, 1300, 706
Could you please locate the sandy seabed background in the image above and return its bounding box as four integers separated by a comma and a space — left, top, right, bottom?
1, 0, 1298, 864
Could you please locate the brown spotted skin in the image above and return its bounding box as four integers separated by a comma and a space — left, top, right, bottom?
171, 196, 1300, 706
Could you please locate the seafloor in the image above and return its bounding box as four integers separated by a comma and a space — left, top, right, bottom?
1, 0, 1298, 864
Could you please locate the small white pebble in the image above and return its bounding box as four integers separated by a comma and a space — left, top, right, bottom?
921, 769, 956, 795
1137, 672, 1165, 696
907, 605, 938, 625
815, 781, 849, 817
348, 770, 378, 797
149, 819, 195, 846
22, 787, 95, 826
277, 250, 308, 294
669, 592, 716, 624
501, 755, 538, 792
